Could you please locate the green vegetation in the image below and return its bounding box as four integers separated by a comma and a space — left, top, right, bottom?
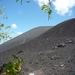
0, 6, 13, 44
2, 55, 24, 75
41, 4, 52, 20
0, 5, 7, 19
0, 23, 13, 44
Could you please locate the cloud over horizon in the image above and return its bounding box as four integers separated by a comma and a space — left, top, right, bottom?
17, 32, 23, 35
11, 24, 17, 29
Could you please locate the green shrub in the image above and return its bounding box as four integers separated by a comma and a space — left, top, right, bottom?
2, 55, 24, 75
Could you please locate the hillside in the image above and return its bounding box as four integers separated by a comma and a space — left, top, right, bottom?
0, 18, 75, 75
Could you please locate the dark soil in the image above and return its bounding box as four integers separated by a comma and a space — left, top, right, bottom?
0, 18, 75, 75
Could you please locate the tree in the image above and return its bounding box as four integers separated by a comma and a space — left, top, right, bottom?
0, 23, 13, 44
41, 3, 52, 20
0, 6, 13, 44
0, 5, 7, 19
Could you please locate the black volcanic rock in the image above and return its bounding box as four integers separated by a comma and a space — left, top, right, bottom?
0, 18, 75, 75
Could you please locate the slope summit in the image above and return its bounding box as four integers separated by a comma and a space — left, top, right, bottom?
41, 18, 75, 38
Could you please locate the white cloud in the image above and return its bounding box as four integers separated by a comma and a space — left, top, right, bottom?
36, 0, 75, 16
52, 0, 75, 16
11, 24, 17, 29
17, 32, 23, 35
35, 0, 49, 6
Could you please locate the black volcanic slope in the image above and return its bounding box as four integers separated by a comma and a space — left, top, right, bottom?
0, 26, 53, 52
0, 18, 75, 75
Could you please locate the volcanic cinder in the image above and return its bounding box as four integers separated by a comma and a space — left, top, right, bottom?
0, 18, 75, 75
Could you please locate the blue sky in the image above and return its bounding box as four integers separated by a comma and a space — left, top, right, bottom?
0, 0, 75, 37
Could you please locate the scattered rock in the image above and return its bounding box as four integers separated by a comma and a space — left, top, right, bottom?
52, 46, 58, 50
29, 70, 44, 75
52, 43, 66, 50
68, 40, 75, 44
66, 39, 75, 44
17, 51, 23, 54
57, 43, 66, 47
39, 52, 43, 55
54, 46, 58, 48
51, 55, 60, 60
61, 64, 64, 67
39, 57, 44, 62
35, 61, 38, 65
52, 47, 55, 50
